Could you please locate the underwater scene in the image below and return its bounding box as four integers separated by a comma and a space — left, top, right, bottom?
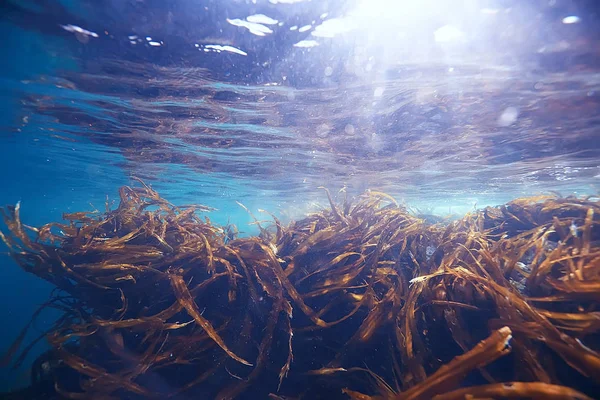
1, 0, 600, 399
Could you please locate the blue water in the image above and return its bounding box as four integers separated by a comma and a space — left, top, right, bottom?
1, 0, 600, 393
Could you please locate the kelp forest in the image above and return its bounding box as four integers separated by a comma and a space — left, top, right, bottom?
1, 181, 599, 399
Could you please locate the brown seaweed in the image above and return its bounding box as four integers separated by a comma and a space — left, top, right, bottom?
1, 184, 600, 399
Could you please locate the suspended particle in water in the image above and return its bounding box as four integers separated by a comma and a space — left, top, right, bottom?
497, 107, 519, 127
316, 123, 331, 138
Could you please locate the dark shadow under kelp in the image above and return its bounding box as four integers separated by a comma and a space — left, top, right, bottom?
1, 182, 600, 399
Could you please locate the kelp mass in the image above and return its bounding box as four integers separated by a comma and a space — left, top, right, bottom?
1, 182, 600, 399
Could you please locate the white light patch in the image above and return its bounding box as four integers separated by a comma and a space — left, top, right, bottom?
246, 14, 278, 25
293, 39, 319, 48
298, 24, 312, 33
562, 15, 580, 24
60, 24, 99, 38
434, 25, 464, 43
480, 8, 500, 15
312, 18, 353, 38
204, 44, 248, 56
227, 18, 273, 36
269, 0, 306, 3
289, 25, 298, 31
128, 35, 138, 40
148, 41, 162, 47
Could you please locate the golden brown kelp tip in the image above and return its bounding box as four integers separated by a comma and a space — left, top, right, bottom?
1, 184, 600, 399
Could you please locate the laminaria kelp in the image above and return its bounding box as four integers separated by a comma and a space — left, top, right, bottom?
1, 182, 600, 399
